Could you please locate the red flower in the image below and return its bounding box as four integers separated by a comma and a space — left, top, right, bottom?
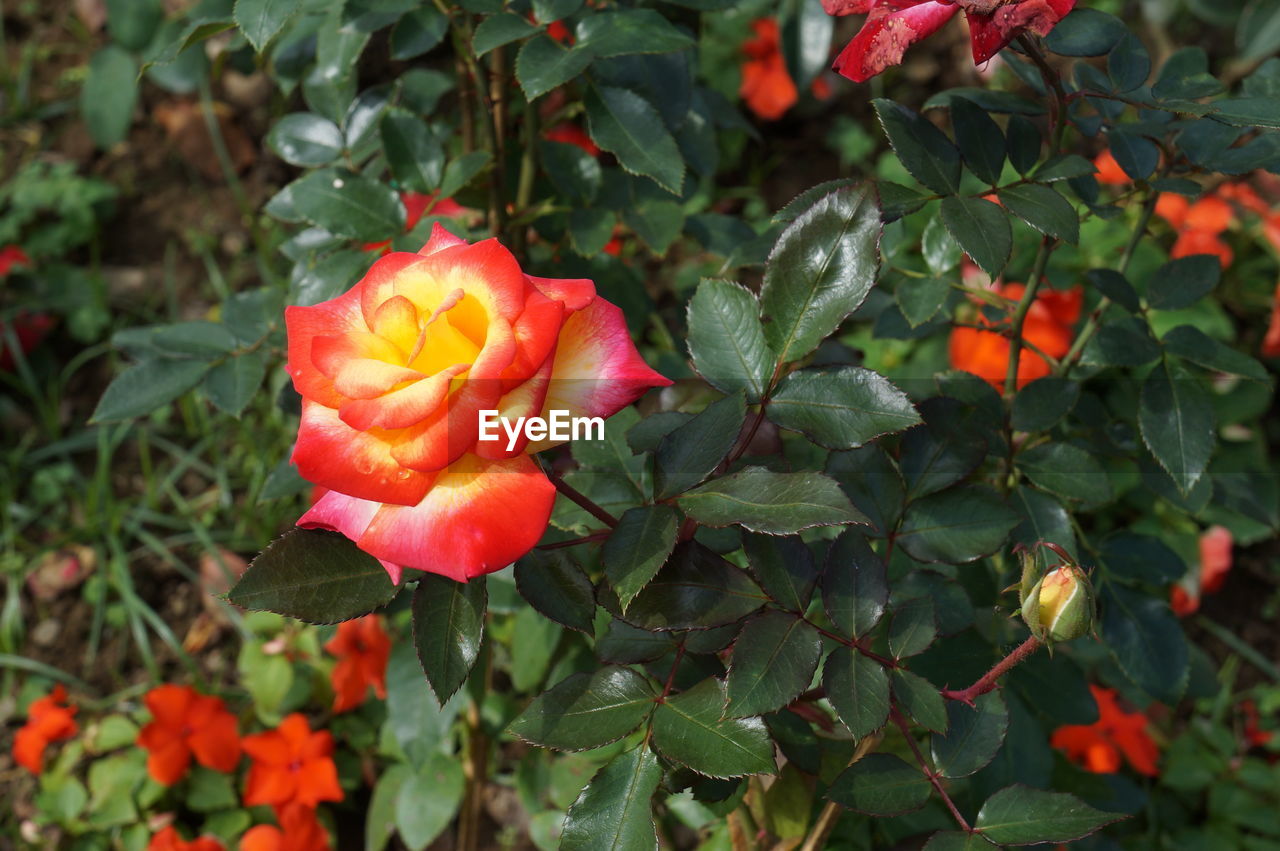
239, 803, 330, 851
1051, 685, 1159, 776
1263, 280, 1280, 358
1170, 584, 1199, 617
0, 311, 56, 372
740, 18, 798, 120
825, 0, 1075, 83
147, 826, 225, 851
0, 245, 31, 277
1170, 525, 1233, 617
546, 20, 572, 43
1242, 700, 1273, 749
1093, 150, 1129, 185
287, 225, 669, 582
948, 283, 1082, 389
137, 685, 242, 785
13, 685, 78, 774
544, 123, 600, 157
325, 615, 391, 713
363, 192, 468, 254
242, 714, 343, 809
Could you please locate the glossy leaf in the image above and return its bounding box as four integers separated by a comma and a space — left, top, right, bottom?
585, 85, 685, 193
998, 184, 1079, 244
744, 534, 819, 614
575, 9, 695, 56
1147, 255, 1220, 310
726, 611, 822, 717
1011, 377, 1079, 432
267, 113, 344, 166
235, 0, 301, 52
290, 168, 405, 242
889, 597, 937, 659
1018, 442, 1112, 503
517, 36, 594, 100
825, 446, 906, 538
603, 505, 681, 611
950, 96, 1005, 185
1163, 325, 1267, 380
940, 196, 1011, 278
677, 468, 867, 534
760, 185, 881, 364
624, 542, 766, 631
821, 531, 888, 639
873, 99, 961, 194
412, 575, 486, 702
893, 669, 948, 733
561, 747, 662, 851
654, 393, 746, 500
931, 692, 1008, 778
687, 279, 775, 403
1101, 584, 1188, 704
472, 12, 537, 56
651, 679, 775, 778
975, 785, 1122, 845
229, 529, 398, 623
897, 487, 1019, 564
509, 666, 657, 751
381, 112, 444, 193
1139, 358, 1214, 494
91, 359, 210, 422
827, 753, 930, 816
514, 549, 596, 634
823, 646, 890, 738
767, 366, 920, 450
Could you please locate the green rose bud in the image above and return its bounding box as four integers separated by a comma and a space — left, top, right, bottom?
1022, 563, 1094, 643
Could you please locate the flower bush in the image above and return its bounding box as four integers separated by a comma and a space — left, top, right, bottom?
6, 0, 1280, 848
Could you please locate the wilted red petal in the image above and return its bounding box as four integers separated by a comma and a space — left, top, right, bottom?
832, 0, 959, 83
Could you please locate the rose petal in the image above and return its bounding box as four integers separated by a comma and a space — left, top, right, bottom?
292, 401, 435, 506
832, 1, 958, 83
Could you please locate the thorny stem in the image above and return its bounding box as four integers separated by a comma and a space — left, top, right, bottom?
535, 531, 611, 550
893, 710, 973, 833
941, 635, 1042, 705
1016, 34, 1070, 155
548, 471, 619, 528
1055, 189, 1161, 375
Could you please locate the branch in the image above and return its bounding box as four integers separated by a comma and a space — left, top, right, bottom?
940, 635, 1042, 705
892, 710, 972, 833
547, 471, 619, 528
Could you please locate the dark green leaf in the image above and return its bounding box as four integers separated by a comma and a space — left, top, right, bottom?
622, 198, 684, 255
576, 10, 695, 57
744, 534, 818, 614
1011, 377, 1079, 432
1018, 442, 1112, 503
1101, 584, 1188, 704
950, 97, 1005, 185
677, 468, 867, 535
897, 487, 1019, 564
760, 185, 882, 363
514, 549, 596, 634
585, 85, 685, 193
91, 359, 210, 422
268, 112, 343, 167
1147, 255, 1220, 311
1081, 318, 1161, 367
1108, 32, 1151, 92
654, 393, 745, 499
922, 217, 962, 275
998, 184, 1079, 244
603, 505, 680, 611
975, 785, 1123, 845
624, 542, 766, 631
509, 666, 657, 751
823, 646, 890, 738
931, 692, 1008, 778
1152, 48, 1223, 100
438, 151, 493, 199
540, 139, 602, 205
291, 168, 405, 242
889, 597, 937, 659
1100, 532, 1184, 584
1043, 9, 1126, 56
229, 529, 398, 623
1162, 325, 1268, 380
1033, 154, 1097, 183
473, 12, 537, 56
412, 575, 486, 702
893, 669, 947, 733
1139, 358, 1214, 494
1213, 96, 1280, 128
381, 112, 444, 193
203, 351, 267, 416
767, 367, 920, 450
517, 35, 593, 100
923, 831, 998, 850
821, 531, 887, 638
390, 6, 449, 59
1108, 129, 1158, 180
533, 0, 582, 22
651, 679, 775, 778
897, 275, 952, 328
828, 753, 930, 816
82, 47, 139, 148
872, 99, 961, 194
726, 612, 822, 717
561, 747, 662, 851
235, 0, 301, 52
687, 280, 775, 404
825, 446, 906, 538
1005, 115, 1042, 175
940, 196, 1011, 278
1087, 268, 1140, 312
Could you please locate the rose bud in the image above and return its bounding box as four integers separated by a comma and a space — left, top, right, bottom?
1022, 563, 1095, 644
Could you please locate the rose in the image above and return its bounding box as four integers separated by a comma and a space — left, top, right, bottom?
285, 224, 670, 583
823, 0, 1076, 83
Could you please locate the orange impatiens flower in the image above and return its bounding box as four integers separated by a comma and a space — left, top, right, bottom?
239, 803, 331, 851
1170, 525, 1234, 617
1158, 191, 1235, 269
137, 685, 242, 785
1051, 685, 1159, 776
740, 19, 798, 121
325, 615, 391, 713
147, 826, 225, 851
949, 283, 1082, 389
242, 714, 343, 809
13, 685, 78, 774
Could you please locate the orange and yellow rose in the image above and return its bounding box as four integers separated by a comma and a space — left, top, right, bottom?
286, 224, 669, 583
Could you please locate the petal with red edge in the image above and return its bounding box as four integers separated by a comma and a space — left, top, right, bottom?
525, 274, 596, 312
399, 239, 529, 324
474, 355, 554, 460
358, 252, 434, 328
419, 221, 469, 256
531, 298, 670, 444
337, 364, 468, 432
285, 289, 367, 409
318, 455, 555, 582
822, 0, 875, 14
292, 401, 434, 506
832, 1, 958, 83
